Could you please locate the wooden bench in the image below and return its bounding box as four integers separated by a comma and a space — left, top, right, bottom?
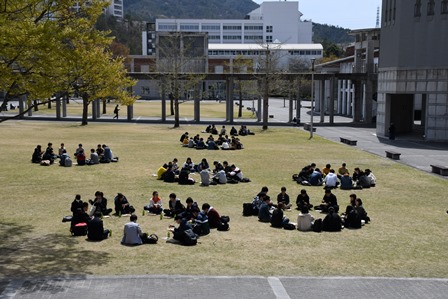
430, 164, 448, 176
385, 150, 401, 160
303, 123, 316, 132
340, 137, 357, 146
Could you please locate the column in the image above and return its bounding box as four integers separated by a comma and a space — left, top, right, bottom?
62, 95, 67, 117
127, 104, 133, 121
320, 80, 325, 123
56, 97, 61, 120
161, 84, 166, 122
329, 76, 335, 124
353, 80, 363, 122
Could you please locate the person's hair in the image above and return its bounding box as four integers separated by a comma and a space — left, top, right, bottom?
301, 206, 309, 214
356, 198, 363, 206
350, 193, 357, 199
223, 161, 228, 165
325, 188, 332, 193
277, 202, 284, 209
95, 191, 101, 196
261, 186, 269, 193
281, 186, 286, 191
48, 142, 52, 146
342, 163, 346, 167
153, 191, 158, 196
90, 149, 94, 153
264, 196, 271, 202
186, 197, 193, 204
300, 189, 307, 194
202, 203, 210, 210
130, 214, 137, 222
75, 194, 81, 200
330, 169, 335, 173
169, 193, 176, 199
79, 144, 82, 147
328, 206, 335, 213
173, 158, 178, 162
326, 164, 331, 168
83, 202, 88, 208
311, 163, 316, 167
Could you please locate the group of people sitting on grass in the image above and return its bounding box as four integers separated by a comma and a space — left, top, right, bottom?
32, 142, 118, 166
293, 162, 376, 189
244, 186, 370, 232
179, 131, 244, 150
142, 191, 230, 244
156, 157, 249, 185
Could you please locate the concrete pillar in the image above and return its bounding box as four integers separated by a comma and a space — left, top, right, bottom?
329, 76, 335, 124
364, 80, 373, 124
96, 100, 101, 118
342, 80, 347, 115
353, 80, 363, 122
92, 100, 97, 120
19, 95, 26, 118
127, 105, 133, 121
337, 80, 342, 114
194, 83, 201, 122
62, 96, 67, 117
56, 97, 61, 120
226, 77, 234, 123
296, 83, 301, 124
161, 84, 166, 122
320, 80, 325, 123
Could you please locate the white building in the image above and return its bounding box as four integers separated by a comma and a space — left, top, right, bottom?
73, 0, 124, 19
143, 1, 312, 54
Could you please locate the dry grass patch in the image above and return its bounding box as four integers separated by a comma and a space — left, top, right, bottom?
0, 121, 447, 279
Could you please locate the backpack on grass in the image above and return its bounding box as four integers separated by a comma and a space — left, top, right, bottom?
71, 222, 88, 236
182, 229, 198, 246
313, 218, 322, 233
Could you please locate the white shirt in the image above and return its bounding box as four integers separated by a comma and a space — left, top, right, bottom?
324, 172, 338, 187
121, 221, 143, 245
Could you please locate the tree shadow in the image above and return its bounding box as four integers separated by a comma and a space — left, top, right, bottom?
0, 221, 111, 295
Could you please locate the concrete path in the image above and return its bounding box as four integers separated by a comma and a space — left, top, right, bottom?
2, 275, 448, 299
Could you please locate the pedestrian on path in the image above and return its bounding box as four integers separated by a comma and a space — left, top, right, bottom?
113, 104, 120, 119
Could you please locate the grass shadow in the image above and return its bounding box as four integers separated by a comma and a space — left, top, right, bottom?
0, 221, 111, 282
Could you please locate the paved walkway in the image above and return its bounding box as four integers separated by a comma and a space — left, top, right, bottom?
2, 275, 448, 299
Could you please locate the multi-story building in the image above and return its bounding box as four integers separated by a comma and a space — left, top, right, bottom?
377, 0, 448, 141
142, 0, 312, 55
72, 0, 124, 19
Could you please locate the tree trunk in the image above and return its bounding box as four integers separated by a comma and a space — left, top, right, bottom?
170, 98, 174, 115
47, 99, 51, 109
81, 94, 89, 126
33, 100, 39, 111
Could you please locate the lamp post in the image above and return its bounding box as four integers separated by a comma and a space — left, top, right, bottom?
310, 58, 316, 139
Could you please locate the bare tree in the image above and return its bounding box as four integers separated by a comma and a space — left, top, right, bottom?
156, 32, 207, 127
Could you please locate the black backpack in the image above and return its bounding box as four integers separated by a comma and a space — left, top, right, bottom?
243, 203, 254, 216
217, 222, 230, 231
313, 218, 323, 233
283, 223, 296, 230
182, 229, 198, 246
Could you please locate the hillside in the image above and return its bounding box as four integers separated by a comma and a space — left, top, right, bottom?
312, 23, 354, 45
124, 0, 259, 20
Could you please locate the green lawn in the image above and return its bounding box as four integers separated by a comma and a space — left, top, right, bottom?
0, 121, 447, 279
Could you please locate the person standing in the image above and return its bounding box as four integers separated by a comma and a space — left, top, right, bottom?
389, 122, 396, 140
113, 104, 120, 119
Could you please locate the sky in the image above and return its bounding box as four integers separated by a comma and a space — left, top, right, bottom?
253, 0, 382, 30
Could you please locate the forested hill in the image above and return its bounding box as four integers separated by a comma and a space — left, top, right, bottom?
312, 23, 354, 44
124, 0, 259, 20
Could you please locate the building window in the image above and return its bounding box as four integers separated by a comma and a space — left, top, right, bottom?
158, 24, 177, 31
266, 25, 273, 33
266, 35, 273, 43
415, 0, 422, 16
244, 25, 263, 31
223, 25, 242, 30
443, 0, 448, 14
201, 24, 220, 31
427, 0, 435, 15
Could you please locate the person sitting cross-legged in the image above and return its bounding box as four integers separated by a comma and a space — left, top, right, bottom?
87, 212, 111, 241
114, 193, 135, 216
296, 206, 315, 232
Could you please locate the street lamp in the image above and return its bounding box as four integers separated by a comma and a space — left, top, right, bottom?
309, 58, 316, 139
